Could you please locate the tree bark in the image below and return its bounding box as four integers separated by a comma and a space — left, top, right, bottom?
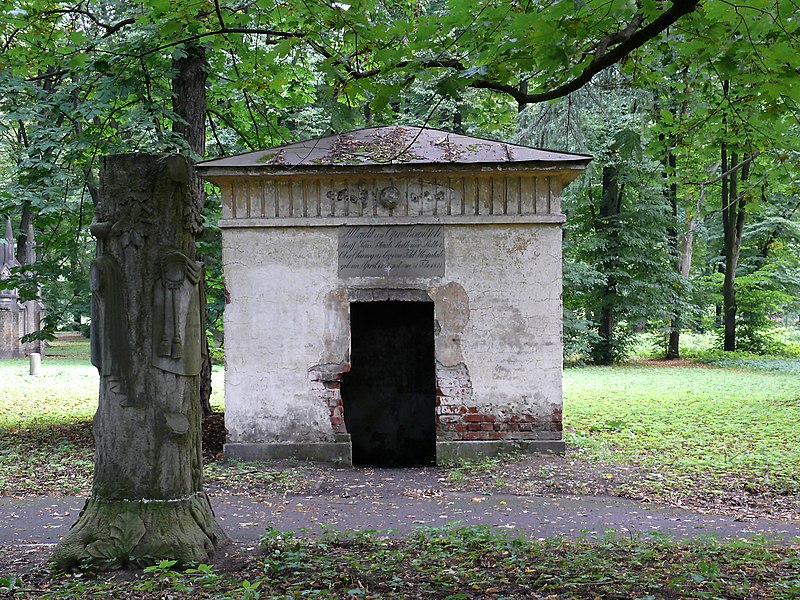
53, 154, 228, 569
721, 146, 750, 352
591, 164, 622, 365
171, 42, 214, 416
664, 147, 682, 359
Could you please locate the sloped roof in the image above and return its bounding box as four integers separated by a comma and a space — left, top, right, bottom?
197, 126, 591, 170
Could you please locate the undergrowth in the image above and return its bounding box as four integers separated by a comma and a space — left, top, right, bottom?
4, 526, 799, 598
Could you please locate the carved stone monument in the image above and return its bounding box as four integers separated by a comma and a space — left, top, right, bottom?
0, 218, 45, 358
54, 154, 227, 568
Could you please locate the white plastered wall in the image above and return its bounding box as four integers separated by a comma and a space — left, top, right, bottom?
222, 221, 563, 446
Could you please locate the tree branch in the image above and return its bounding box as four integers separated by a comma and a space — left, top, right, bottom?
474, 0, 701, 104
335, 0, 700, 105
686, 150, 761, 187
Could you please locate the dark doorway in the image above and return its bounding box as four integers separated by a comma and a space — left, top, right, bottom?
342, 301, 436, 467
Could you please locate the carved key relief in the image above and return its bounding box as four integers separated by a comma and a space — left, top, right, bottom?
152, 249, 205, 376
324, 181, 457, 216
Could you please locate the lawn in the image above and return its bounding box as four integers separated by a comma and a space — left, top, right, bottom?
564, 365, 800, 495
0, 336, 223, 496
2, 337, 799, 502
1, 337, 800, 596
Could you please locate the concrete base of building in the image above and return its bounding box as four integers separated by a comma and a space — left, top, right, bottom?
435, 440, 565, 463
224, 441, 352, 464
224, 438, 564, 466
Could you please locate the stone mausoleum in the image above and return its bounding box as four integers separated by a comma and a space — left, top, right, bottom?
0, 218, 45, 358
197, 126, 590, 466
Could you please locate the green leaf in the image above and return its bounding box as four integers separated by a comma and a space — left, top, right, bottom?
109, 511, 147, 554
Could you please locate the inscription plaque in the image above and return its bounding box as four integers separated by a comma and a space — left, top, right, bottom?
338, 225, 445, 278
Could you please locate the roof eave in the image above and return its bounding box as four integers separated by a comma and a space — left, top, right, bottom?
197, 159, 592, 183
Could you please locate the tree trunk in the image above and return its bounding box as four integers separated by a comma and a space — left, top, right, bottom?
721, 146, 750, 352
15, 206, 33, 265
171, 42, 214, 416
664, 147, 682, 359
53, 154, 228, 569
591, 164, 622, 365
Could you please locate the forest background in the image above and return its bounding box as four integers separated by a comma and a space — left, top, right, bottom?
1, 0, 799, 365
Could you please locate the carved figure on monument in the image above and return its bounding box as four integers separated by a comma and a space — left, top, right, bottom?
152, 249, 205, 376
89, 255, 132, 405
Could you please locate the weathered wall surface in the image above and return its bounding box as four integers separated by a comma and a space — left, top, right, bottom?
223, 227, 341, 448
218, 173, 564, 221
0, 300, 45, 359
435, 225, 563, 447
222, 216, 564, 462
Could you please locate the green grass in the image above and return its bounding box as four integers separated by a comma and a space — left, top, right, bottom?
2, 338, 799, 502
43, 334, 93, 360
2, 346, 800, 596
564, 365, 800, 494
0, 337, 99, 495
0, 335, 224, 495
5, 527, 799, 598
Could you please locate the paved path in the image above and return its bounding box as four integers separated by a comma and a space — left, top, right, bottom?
3, 490, 799, 547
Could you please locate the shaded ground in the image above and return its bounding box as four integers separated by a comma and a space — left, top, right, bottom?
3, 411, 797, 522
2, 414, 799, 598
2, 470, 800, 598
201, 407, 800, 524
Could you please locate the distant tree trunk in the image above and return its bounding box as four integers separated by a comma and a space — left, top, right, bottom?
15, 206, 33, 265
677, 213, 696, 285
721, 144, 750, 352
172, 42, 214, 416
591, 164, 623, 365
664, 147, 682, 359
53, 154, 228, 569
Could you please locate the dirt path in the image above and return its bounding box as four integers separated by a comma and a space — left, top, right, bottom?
3, 466, 799, 550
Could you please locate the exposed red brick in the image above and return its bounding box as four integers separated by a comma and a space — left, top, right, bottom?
468, 406, 478, 413
466, 423, 481, 431
483, 414, 496, 423
480, 423, 494, 431
464, 414, 482, 423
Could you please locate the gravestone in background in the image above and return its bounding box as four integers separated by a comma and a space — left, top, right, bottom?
54, 154, 228, 569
